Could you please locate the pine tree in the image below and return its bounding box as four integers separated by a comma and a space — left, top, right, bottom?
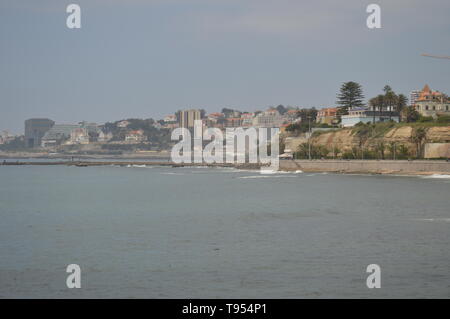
336, 81, 365, 115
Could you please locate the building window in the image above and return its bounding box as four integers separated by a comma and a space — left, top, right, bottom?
425, 105, 429, 110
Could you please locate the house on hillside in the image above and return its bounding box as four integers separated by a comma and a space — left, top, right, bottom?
125, 129, 146, 143
414, 84, 450, 118
341, 107, 399, 127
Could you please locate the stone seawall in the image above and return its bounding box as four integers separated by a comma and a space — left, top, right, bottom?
280, 160, 450, 175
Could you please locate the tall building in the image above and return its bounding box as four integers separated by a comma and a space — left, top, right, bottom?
177, 109, 202, 129
24, 118, 54, 148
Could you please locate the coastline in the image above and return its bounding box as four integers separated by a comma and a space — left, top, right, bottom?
279, 159, 450, 176
1, 157, 450, 176
0, 151, 171, 160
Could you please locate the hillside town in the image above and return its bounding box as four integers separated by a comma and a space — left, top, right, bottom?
1, 83, 450, 159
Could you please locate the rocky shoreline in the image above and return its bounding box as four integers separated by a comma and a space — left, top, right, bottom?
1, 158, 450, 176
279, 159, 450, 176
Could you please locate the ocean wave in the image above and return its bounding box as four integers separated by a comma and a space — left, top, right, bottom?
421, 174, 450, 179
413, 218, 450, 222
238, 175, 274, 179
260, 169, 303, 175
213, 168, 258, 173
238, 175, 296, 179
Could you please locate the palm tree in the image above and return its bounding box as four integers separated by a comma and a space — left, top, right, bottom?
384, 91, 397, 121
376, 94, 385, 121
383, 85, 393, 94
410, 127, 427, 158
396, 94, 408, 121
369, 97, 378, 123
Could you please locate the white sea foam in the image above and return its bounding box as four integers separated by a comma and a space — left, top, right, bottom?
238, 175, 273, 179
421, 174, 450, 179
414, 218, 450, 222
260, 169, 303, 175
238, 175, 296, 179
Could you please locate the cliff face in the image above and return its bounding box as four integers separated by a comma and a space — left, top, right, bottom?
312, 129, 358, 151
384, 126, 413, 141
426, 127, 450, 142
285, 125, 450, 159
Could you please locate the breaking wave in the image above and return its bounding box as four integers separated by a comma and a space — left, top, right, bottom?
421, 174, 450, 179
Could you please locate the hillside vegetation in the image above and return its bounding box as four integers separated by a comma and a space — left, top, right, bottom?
287, 122, 450, 160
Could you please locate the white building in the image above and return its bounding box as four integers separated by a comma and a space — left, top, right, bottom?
98, 131, 113, 142
117, 120, 130, 128
341, 107, 399, 127
41, 124, 80, 147
125, 130, 146, 143
69, 128, 89, 145
253, 109, 283, 128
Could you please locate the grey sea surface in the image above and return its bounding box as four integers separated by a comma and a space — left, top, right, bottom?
0, 165, 449, 298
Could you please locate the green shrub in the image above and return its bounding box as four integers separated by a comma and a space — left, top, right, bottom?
436, 115, 450, 123
295, 143, 330, 159
418, 116, 433, 123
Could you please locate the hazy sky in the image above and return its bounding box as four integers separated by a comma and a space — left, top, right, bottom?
1, 0, 449, 133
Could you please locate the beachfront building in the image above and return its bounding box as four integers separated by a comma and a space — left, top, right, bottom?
98, 131, 113, 142
414, 84, 450, 118
410, 90, 421, 106
24, 118, 55, 148
204, 112, 225, 129
341, 107, 399, 127
283, 109, 301, 123
161, 115, 177, 129
240, 113, 255, 127
225, 117, 242, 128
41, 124, 79, 147
160, 115, 179, 130
0, 131, 14, 145
125, 129, 146, 143
316, 107, 338, 125
253, 109, 284, 128
68, 128, 89, 145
